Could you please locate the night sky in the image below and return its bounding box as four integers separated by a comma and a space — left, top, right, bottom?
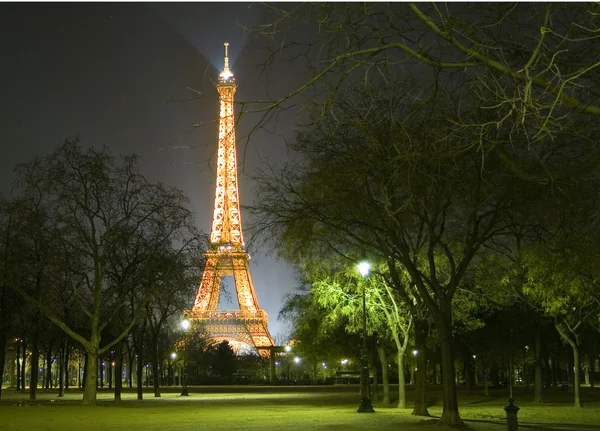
0, 2, 301, 339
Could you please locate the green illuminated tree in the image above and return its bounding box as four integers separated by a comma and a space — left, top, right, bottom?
251, 78, 523, 423
309, 263, 414, 408
279, 278, 360, 384
522, 240, 600, 408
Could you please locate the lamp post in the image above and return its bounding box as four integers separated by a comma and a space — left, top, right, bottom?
357, 261, 375, 413
170, 353, 177, 386
180, 319, 190, 396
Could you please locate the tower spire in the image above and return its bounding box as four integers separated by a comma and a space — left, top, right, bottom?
219, 42, 234, 82
224, 42, 229, 72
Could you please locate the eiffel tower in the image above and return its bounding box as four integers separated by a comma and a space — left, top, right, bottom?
185, 43, 274, 355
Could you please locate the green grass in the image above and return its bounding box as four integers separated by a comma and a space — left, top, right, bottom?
1, 385, 599, 431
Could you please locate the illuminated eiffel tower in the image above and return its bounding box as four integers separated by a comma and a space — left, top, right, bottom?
185, 43, 274, 355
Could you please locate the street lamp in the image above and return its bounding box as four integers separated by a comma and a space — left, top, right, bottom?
357, 260, 375, 413
180, 319, 190, 396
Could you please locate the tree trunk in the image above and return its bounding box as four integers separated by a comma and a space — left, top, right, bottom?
82, 352, 88, 389
63, 342, 71, 392
397, 348, 407, 408
412, 320, 430, 416
436, 311, 462, 425
572, 344, 582, 407
82, 331, 100, 406
372, 342, 379, 402
554, 321, 582, 408
372, 362, 379, 402
114, 340, 123, 403
483, 365, 489, 397
78, 352, 83, 388
377, 344, 391, 406
45, 345, 52, 389
136, 348, 144, 400
83, 349, 99, 405
129, 354, 134, 388
108, 357, 112, 389
533, 328, 543, 404
21, 340, 27, 391
99, 355, 104, 388
58, 336, 67, 397
590, 356, 595, 388
133, 323, 145, 399
0, 278, 7, 400
464, 354, 474, 395
508, 354, 514, 399
0, 329, 6, 400
151, 332, 161, 397
16, 339, 21, 391
491, 365, 499, 387
29, 328, 40, 400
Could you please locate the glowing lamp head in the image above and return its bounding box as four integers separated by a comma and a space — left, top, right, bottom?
181, 319, 191, 331
219, 69, 234, 80
357, 261, 371, 277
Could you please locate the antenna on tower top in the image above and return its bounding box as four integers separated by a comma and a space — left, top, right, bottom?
223, 42, 230, 73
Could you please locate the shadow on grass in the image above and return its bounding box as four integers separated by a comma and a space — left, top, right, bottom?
466, 419, 600, 431
421, 417, 504, 431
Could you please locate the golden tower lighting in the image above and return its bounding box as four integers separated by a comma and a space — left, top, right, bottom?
185, 43, 274, 354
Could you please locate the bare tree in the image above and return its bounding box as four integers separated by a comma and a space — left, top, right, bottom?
241, 3, 600, 184
143, 240, 206, 397
10, 138, 201, 406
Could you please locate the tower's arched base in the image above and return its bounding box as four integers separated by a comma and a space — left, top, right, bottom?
184, 309, 273, 357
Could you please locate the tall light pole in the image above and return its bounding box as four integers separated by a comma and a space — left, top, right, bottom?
170, 353, 177, 386
357, 261, 375, 413
180, 319, 190, 396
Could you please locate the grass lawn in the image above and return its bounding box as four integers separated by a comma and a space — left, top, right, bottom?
1, 385, 599, 431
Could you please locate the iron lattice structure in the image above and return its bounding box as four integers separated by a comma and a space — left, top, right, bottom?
185, 43, 274, 354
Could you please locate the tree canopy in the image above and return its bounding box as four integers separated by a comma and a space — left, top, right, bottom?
5, 138, 204, 405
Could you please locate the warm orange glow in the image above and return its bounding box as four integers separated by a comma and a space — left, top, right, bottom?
188, 43, 274, 355
211, 85, 241, 244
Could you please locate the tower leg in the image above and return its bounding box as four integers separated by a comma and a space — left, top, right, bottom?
232, 257, 260, 311
193, 256, 221, 310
